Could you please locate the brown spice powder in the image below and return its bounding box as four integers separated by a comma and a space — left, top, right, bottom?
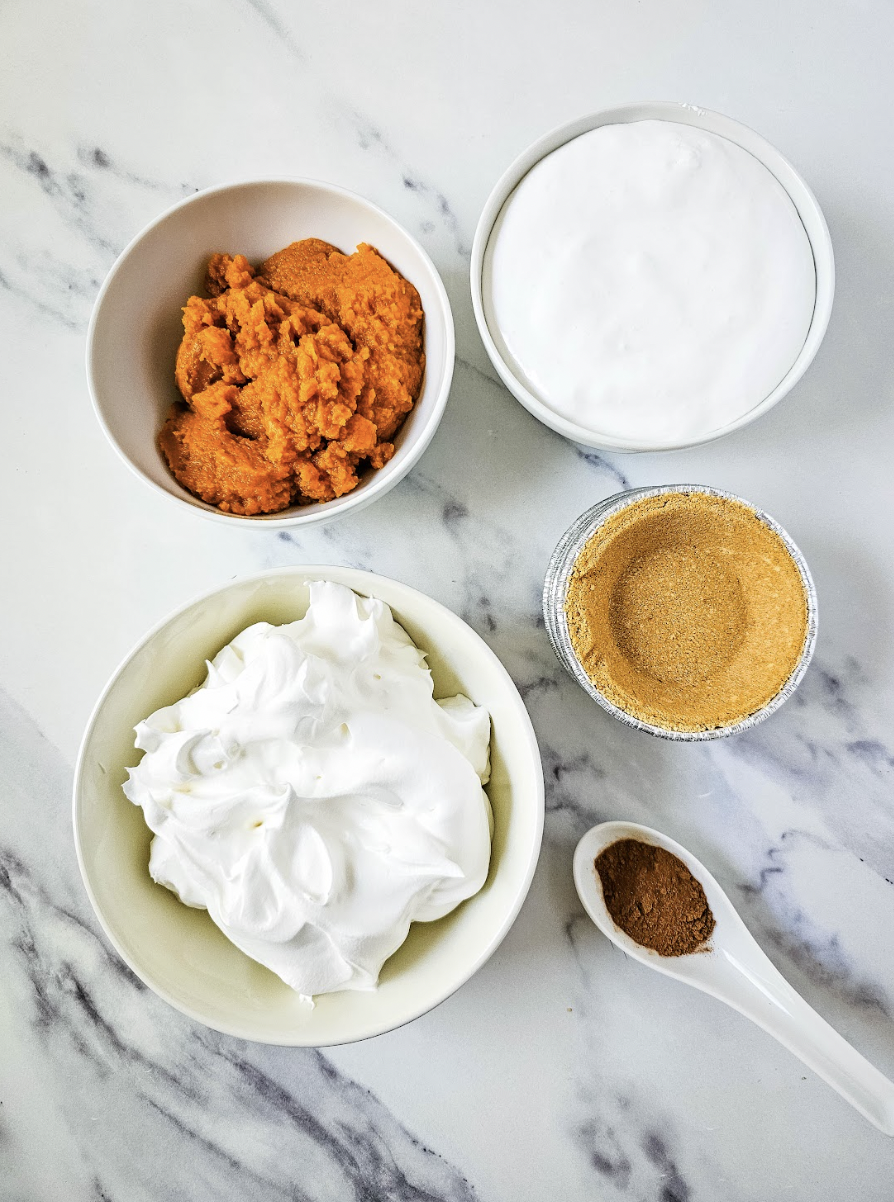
595, 838, 714, 956
565, 492, 809, 732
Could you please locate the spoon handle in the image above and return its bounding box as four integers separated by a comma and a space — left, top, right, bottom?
719, 945, 894, 1136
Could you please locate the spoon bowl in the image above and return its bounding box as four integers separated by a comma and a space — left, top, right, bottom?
574, 821, 894, 1136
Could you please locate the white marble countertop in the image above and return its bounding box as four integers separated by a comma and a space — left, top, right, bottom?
3, 1, 894, 1197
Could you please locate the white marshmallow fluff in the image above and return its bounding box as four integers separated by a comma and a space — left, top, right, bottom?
123, 582, 492, 999
484, 120, 817, 445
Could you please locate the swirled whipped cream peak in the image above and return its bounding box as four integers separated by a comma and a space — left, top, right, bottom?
123, 581, 492, 998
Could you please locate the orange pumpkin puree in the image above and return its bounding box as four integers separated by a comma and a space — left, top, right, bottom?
159, 240, 425, 515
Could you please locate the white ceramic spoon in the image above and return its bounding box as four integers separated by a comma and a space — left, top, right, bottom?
573, 820, 894, 1135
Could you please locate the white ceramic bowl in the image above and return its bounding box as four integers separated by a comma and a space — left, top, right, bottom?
73, 567, 544, 1045
87, 179, 455, 527
471, 103, 835, 453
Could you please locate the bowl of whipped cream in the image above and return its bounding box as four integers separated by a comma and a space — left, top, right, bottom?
73, 567, 543, 1045
471, 103, 834, 452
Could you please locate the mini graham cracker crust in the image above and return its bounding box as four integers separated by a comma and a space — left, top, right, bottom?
565, 492, 809, 732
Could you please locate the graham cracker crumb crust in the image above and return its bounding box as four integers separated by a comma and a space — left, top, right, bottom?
565, 492, 809, 732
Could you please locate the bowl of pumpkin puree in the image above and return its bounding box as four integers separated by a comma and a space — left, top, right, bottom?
87, 179, 455, 526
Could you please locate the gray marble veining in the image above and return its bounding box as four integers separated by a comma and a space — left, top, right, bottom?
1, 689, 480, 1201
3, 0, 894, 1198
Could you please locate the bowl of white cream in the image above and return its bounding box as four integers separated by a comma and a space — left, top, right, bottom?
73, 568, 544, 1045
471, 103, 834, 452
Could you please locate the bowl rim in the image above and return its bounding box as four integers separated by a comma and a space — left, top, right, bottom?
86, 176, 455, 528
470, 102, 835, 454
542, 484, 819, 740
72, 565, 545, 1045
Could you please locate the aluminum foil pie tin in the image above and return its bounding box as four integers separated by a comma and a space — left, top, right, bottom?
542, 485, 819, 741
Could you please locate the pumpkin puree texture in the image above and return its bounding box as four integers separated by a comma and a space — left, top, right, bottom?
159, 239, 424, 515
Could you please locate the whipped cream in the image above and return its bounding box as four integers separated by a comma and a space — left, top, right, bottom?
123, 581, 492, 998
484, 120, 817, 444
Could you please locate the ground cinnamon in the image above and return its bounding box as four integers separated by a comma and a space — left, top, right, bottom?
565, 491, 809, 732
595, 838, 714, 956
